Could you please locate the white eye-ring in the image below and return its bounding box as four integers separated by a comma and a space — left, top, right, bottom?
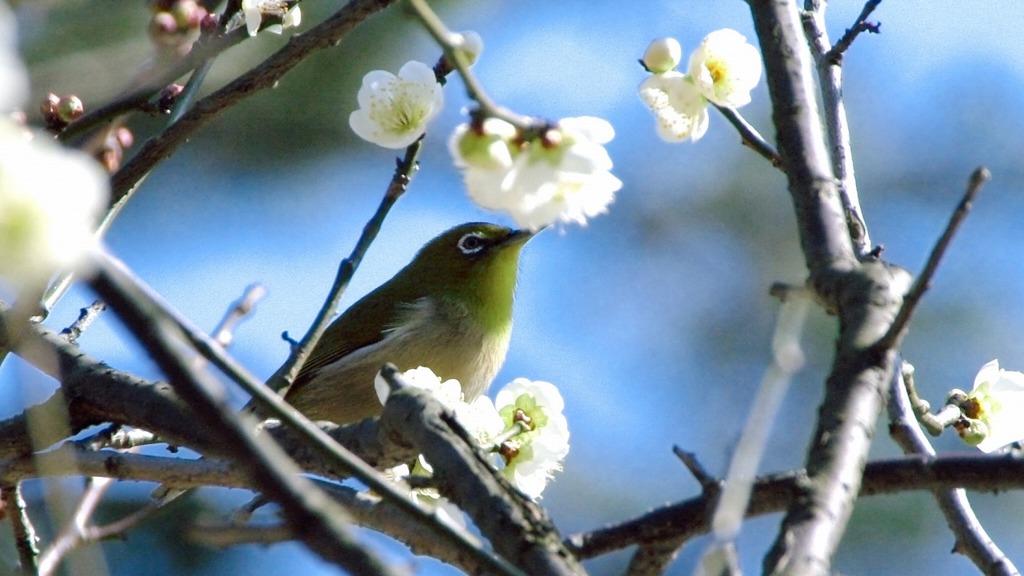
457, 232, 487, 255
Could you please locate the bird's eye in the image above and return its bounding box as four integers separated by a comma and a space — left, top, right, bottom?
457, 232, 487, 255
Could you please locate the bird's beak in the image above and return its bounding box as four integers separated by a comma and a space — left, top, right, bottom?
508, 226, 545, 246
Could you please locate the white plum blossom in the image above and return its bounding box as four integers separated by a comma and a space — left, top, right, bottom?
349, 61, 443, 149
687, 28, 763, 108
241, 0, 301, 36
376, 367, 569, 500
494, 379, 570, 499
956, 360, 1024, 453
0, 25, 109, 296
449, 117, 516, 172
638, 72, 710, 143
0, 122, 109, 295
639, 29, 761, 143
375, 365, 462, 407
455, 394, 506, 446
641, 37, 682, 74
450, 116, 622, 230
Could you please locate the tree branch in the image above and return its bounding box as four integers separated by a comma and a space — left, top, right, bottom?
748, 1, 912, 574
2, 482, 40, 576
110, 0, 396, 199
879, 167, 991, 349
801, 3, 872, 255
568, 452, 1024, 561
88, 254, 398, 575
379, 367, 582, 575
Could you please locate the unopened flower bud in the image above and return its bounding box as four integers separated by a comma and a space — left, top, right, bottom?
540, 126, 564, 149
57, 96, 84, 124
642, 37, 682, 74
149, 11, 179, 45
158, 84, 184, 114
450, 118, 516, 171
200, 12, 219, 33
40, 93, 60, 121
453, 30, 484, 67
115, 127, 134, 149
172, 0, 205, 29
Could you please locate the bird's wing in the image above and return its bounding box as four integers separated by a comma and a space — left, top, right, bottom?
290, 277, 423, 385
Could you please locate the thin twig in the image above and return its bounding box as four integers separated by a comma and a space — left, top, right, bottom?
110, 0, 397, 200
714, 104, 782, 168
879, 167, 991, 349
888, 360, 1018, 576
801, 4, 872, 255
825, 0, 883, 64
267, 140, 421, 392
2, 482, 40, 576
404, 0, 539, 133
672, 446, 719, 492
38, 477, 122, 576
568, 452, 1024, 561
211, 283, 266, 350
58, 301, 107, 345
57, 28, 249, 145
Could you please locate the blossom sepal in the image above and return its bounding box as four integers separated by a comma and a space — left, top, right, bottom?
952, 360, 1024, 453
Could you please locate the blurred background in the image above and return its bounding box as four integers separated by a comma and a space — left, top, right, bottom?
3, 1, 1024, 574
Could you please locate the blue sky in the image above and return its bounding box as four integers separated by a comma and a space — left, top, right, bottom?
4, 1, 1024, 574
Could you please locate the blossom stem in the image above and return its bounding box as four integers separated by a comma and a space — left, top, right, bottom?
484, 421, 531, 453
404, 0, 536, 133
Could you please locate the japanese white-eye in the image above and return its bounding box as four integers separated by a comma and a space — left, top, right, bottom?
282, 222, 535, 424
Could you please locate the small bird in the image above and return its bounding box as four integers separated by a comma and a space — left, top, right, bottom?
282, 222, 536, 424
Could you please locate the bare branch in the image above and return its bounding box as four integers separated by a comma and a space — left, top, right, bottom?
568, 453, 1024, 561
672, 447, 719, 492
2, 483, 40, 576
713, 104, 782, 168
110, 0, 397, 199
880, 167, 991, 349
88, 254, 397, 576
267, 139, 422, 393
801, 6, 872, 256
748, 1, 912, 572
211, 283, 266, 349
825, 0, 883, 64
57, 301, 107, 346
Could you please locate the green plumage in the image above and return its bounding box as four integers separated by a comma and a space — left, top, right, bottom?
284, 222, 533, 424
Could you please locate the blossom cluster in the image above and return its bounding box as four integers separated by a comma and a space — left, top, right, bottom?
376, 366, 570, 503
448, 116, 621, 230
346, 32, 621, 230
638, 30, 762, 143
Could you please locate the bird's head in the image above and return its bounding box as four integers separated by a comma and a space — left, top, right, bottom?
403, 222, 537, 326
